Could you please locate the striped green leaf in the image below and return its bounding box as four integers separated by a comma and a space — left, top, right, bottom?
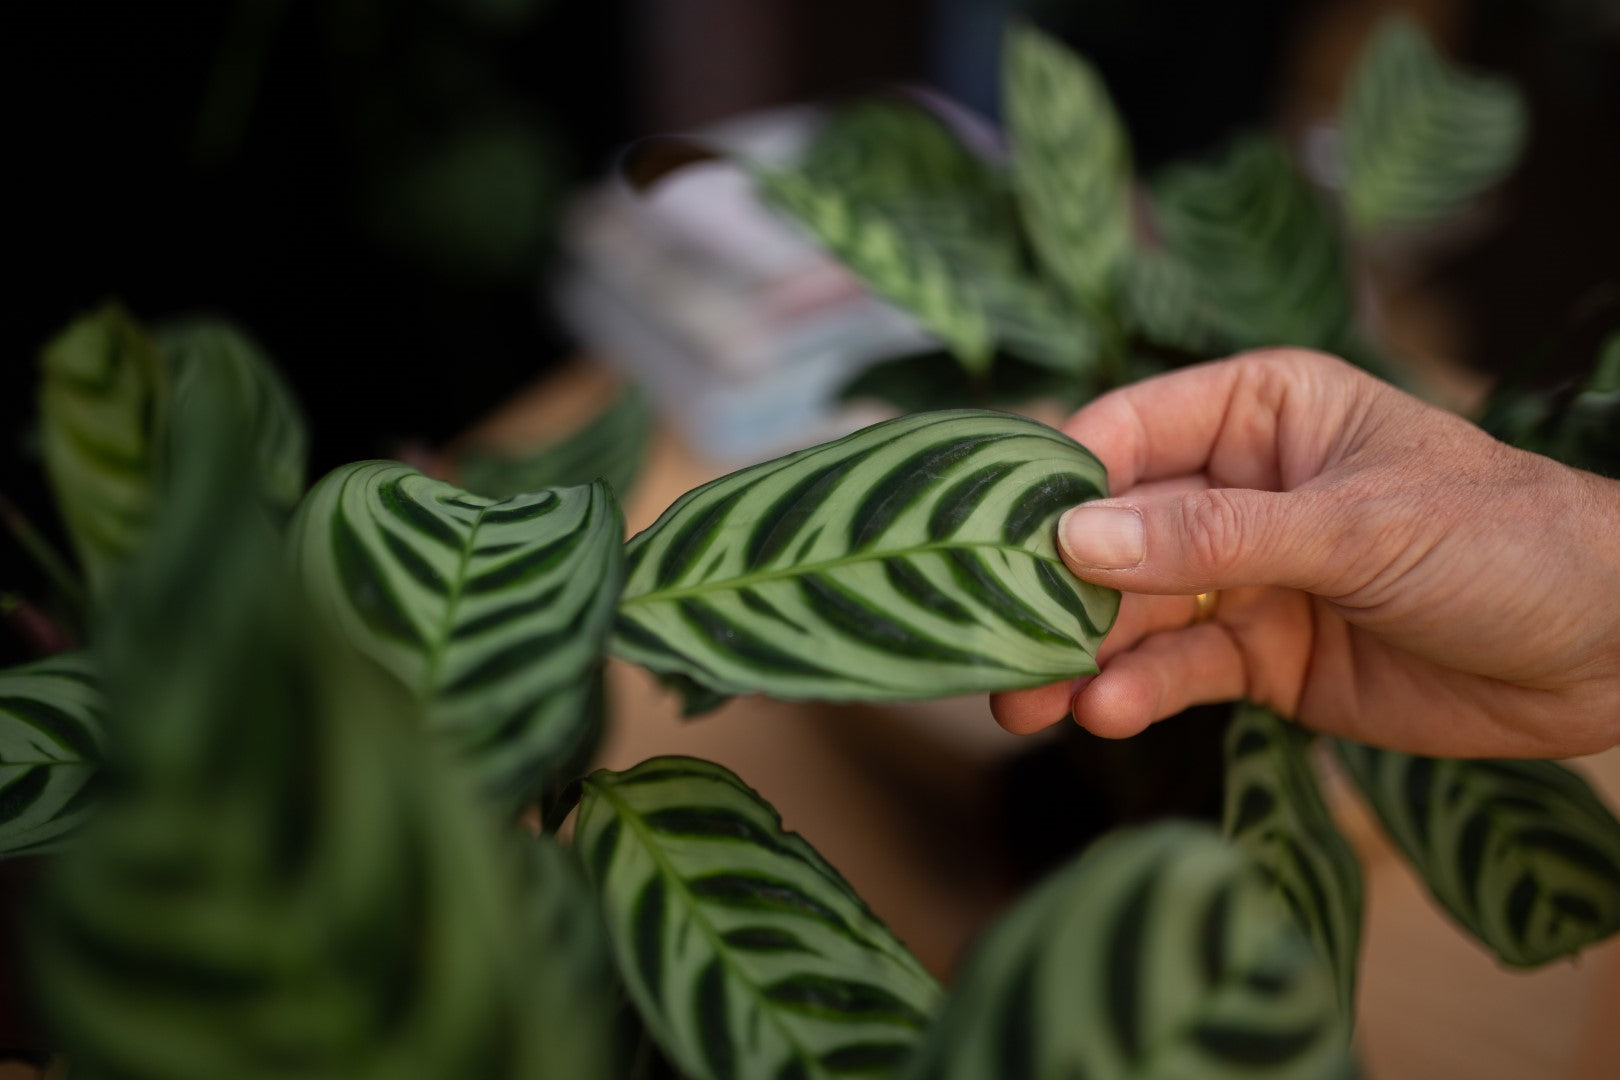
904, 823, 1351, 1079
291, 462, 625, 810
1119, 250, 1230, 358
756, 100, 1092, 377
1335, 740, 1620, 967
1003, 20, 1132, 309
34, 401, 588, 1079
1145, 136, 1354, 354
611, 410, 1119, 703
38, 303, 168, 600
1224, 706, 1363, 1023
159, 318, 309, 513
576, 755, 943, 1080
0, 652, 105, 858
1343, 16, 1527, 232
455, 383, 653, 501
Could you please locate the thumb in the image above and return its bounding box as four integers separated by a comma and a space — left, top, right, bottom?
1056, 488, 1343, 595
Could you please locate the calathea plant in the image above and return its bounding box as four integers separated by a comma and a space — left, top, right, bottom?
4, 304, 1360, 1077
3, 21, 1619, 1078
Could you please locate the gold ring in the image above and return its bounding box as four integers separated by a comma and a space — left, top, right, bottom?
1192, 591, 1220, 625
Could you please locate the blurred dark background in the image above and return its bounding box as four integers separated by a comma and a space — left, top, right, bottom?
4, 0, 1618, 661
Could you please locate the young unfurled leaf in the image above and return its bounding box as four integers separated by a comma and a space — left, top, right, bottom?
611, 410, 1119, 703
1342, 16, 1527, 232
756, 100, 1093, 378
577, 756, 943, 1080
158, 318, 309, 513
291, 463, 625, 810
903, 823, 1352, 1079
1003, 20, 1132, 310
38, 303, 168, 600
455, 383, 653, 501
1223, 706, 1364, 1024
1335, 740, 1620, 967
1145, 136, 1354, 355
0, 652, 104, 858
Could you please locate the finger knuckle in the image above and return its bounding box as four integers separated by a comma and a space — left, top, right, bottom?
1179, 489, 1249, 578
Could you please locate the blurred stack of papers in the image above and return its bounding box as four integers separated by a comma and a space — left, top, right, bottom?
552, 109, 934, 462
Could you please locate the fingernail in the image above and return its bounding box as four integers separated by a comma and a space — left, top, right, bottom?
1058, 505, 1144, 569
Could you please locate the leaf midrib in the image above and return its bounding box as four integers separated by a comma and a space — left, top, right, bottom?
588, 777, 843, 1077
620, 538, 1070, 607
419, 500, 489, 696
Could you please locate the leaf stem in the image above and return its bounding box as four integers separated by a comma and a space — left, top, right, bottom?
0, 492, 88, 615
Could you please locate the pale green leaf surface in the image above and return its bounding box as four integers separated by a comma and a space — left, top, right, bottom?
159, 318, 309, 512
0, 652, 104, 858
904, 823, 1352, 1079
455, 383, 652, 501
38, 303, 168, 600
757, 99, 1093, 377
1145, 137, 1354, 355
577, 755, 942, 1080
291, 463, 624, 809
611, 410, 1119, 703
1343, 16, 1527, 232
1004, 20, 1132, 309
1336, 740, 1620, 966
1223, 706, 1363, 1024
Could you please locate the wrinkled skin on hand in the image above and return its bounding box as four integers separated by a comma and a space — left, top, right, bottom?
993, 349, 1620, 759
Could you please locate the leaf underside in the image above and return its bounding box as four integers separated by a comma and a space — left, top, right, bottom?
1343, 16, 1527, 232
0, 652, 105, 858
611, 409, 1119, 703
1223, 706, 1364, 1024
1335, 739, 1620, 966
577, 755, 942, 1080
291, 463, 625, 810
904, 823, 1351, 1079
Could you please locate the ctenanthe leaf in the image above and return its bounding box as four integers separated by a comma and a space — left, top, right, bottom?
455, 383, 653, 502
1003, 20, 1132, 310
1335, 740, 1620, 967
291, 463, 624, 810
1223, 706, 1363, 1025
0, 652, 105, 858
611, 410, 1119, 703
756, 99, 1093, 378
1342, 16, 1527, 232
577, 755, 942, 1080
1145, 136, 1354, 356
903, 823, 1352, 1079
158, 318, 309, 513
38, 303, 168, 600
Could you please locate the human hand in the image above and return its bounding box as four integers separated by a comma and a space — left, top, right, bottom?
991, 349, 1620, 758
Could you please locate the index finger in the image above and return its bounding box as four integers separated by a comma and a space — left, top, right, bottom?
1061, 349, 1370, 495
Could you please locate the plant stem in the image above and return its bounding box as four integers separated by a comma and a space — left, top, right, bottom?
0, 492, 88, 615
1, 591, 77, 656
